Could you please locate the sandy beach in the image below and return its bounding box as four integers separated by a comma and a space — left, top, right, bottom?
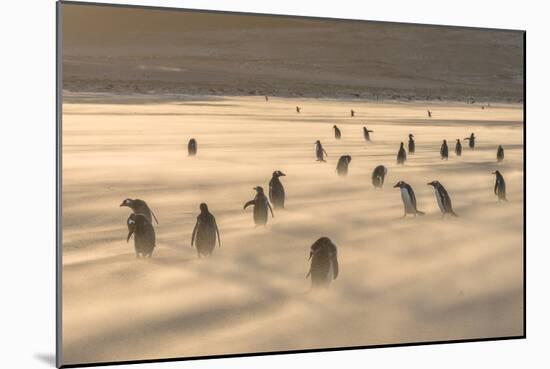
61, 94, 524, 365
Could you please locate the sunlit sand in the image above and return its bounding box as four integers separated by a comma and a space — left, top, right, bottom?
61, 94, 523, 364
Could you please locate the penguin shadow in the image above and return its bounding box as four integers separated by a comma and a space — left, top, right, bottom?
395, 214, 428, 221
145, 253, 196, 267
297, 284, 337, 296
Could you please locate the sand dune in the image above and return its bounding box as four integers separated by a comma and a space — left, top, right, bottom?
61, 94, 523, 365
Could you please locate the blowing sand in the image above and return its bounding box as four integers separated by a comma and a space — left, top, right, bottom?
61, 94, 524, 365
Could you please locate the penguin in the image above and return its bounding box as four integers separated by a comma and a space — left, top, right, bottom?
497, 145, 504, 162
120, 198, 158, 225
427, 181, 458, 217
393, 181, 424, 218
126, 213, 156, 258
188, 138, 197, 156
363, 126, 373, 142
350, 109, 355, 117
191, 203, 221, 258
296, 106, 301, 113
306, 237, 339, 289
455, 139, 462, 157
371, 165, 388, 189
427, 110, 432, 118
440, 139, 449, 160
393, 181, 424, 217
243, 186, 274, 226
464, 133, 476, 149
315, 140, 328, 162
396, 142, 407, 164
336, 155, 352, 177
492, 170, 507, 201
265, 95, 269, 102
269, 170, 286, 209
408, 134, 415, 154
333, 125, 342, 140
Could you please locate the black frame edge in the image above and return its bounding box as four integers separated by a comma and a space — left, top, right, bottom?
522, 30, 526, 339
60, 335, 525, 368
56, 1, 64, 367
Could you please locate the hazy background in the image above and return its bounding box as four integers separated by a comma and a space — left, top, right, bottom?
62, 4, 523, 101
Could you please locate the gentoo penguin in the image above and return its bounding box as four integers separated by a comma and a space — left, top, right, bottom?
126, 213, 156, 258
244, 186, 274, 226
306, 237, 339, 289
427, 181, 458, 217
396, 142, 407, 164
427, 110, 432, 118
492, 170, 507, 201
188, 138, 197, 156
455, 139, 462, 157
336, 155, 352, 177
265, 95, 269, 102
120, 198, 158, 225
440, 139, 449, 160
497, 145, 504, 162
464, 133, 476, 149
363, 126, 373, 141
350, 109, 355, 117
269, 170, 286, 209
408, 134, 415, 154
191, 203, 221, 258
393, 181, 424, 217
315, 140, 328, 162
333, 125, 342, 140
296, 106, 301, 113
371, 165, 388, 189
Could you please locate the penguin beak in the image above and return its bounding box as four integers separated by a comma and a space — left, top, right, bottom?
308, 251, 313, 260
119, 202, 125, 207
427, 182, 434, 186
280, 172, 286, 176
393, 183, 400, 188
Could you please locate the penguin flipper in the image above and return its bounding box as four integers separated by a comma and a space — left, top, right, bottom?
243, 200, 255, 210
332, 257, 339, 280
151, 209, 159, 225
267, 201, 274, 218
144, 203, 159, 224
268, 182, 274, 203
306, 269, 311, 279
191, 220, 198, 247
214, 218, 221, 247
